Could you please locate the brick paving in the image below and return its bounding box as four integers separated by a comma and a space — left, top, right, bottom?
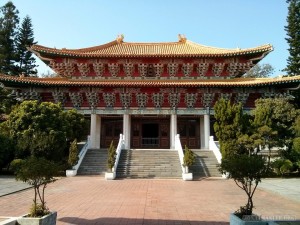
0, 176, 299, 225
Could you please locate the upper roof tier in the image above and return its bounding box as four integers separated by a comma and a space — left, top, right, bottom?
30, 34, 273, 58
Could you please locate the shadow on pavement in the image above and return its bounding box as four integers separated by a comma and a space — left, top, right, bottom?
59, 217, 229, 225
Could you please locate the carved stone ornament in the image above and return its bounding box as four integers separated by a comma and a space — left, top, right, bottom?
167, 63, 179, 77
103, 93, 116, 107
153, 64, 164, 78
227, 62, 253, 77
86, 92, 99, 108
123, 63, 134, 77
196, 63, 209, 77
15, 91, 41, 101
263, 92, 288, 99
220, 93, 232, 101
92, 63, 105, 77
185, 93, 198, 108
235, 92, 249, 105
201, 93, 215, 107
108, 63, 120, 77
52, 91, 66, 105
168, 93, 180, 108
69, 92, 83, 108
152, 93, 164, 108
212, 63, 225, 77
120, 93, 132, 108
50, 61, 76, 78
77, 63, 90, 77
138, 64, 148, 77
136, 93, 148, 108
182, 63, 194, 77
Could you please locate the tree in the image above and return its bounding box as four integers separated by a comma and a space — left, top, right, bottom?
182, 145, 195, 171
15, 15, 37, 76
107, 141, 116, 171
63, 109, 88, 142
0, 1, 19, 75
243, 63, 275, 78
252, 98, 298, 148
68, 139, 79, 168
13, 157, 60, 217
285, 0, 300, 76
219, 154, 267, 217
0, 133, 15, 171
4, 100, 86, 162
213, 99, 244, 157
0, 86, 16, 117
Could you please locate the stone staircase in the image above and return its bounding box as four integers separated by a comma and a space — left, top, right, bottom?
116, 149, 182, 179
189, 150, 221, 179
77, 149, 108, 175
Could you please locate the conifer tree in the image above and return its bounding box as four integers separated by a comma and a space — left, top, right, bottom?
16, 15, 37, 77
0, 1, 19, 75
285, 0, 300, 75
213, 99, 244, 157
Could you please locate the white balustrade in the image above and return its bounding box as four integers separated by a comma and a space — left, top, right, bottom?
209, 136, 222, 164
66, 136, 91, 177
105, 134, 124, 180
175, 134, 193, 180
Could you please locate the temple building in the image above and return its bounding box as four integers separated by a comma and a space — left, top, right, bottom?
1, 34, 300, 151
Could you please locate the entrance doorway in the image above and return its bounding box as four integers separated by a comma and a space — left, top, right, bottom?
131, 117, 170, 149
142, 123, 159, 147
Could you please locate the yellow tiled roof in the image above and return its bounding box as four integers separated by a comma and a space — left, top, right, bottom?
30, 37, 273, 58
1, 74, 299, 88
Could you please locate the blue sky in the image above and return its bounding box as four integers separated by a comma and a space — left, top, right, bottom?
10, 0, 289, 76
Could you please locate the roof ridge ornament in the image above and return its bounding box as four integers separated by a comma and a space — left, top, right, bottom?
178, 34, 187, 43
116, 34, 124, 44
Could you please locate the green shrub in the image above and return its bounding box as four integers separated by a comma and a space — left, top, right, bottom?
68, 139, 79, 168
107, 141, 116, 170
219, 154, 266, 217
272, 159, 293, 176
14, 157, 60, 217
182, 145, 195, 167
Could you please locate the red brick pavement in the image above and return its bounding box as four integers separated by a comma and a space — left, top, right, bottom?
0, 177, 299, 225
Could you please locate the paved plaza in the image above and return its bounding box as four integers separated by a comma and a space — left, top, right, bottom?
0, 176, 299, 225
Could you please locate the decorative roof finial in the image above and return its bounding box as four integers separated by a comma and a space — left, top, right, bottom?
116, 34, 124, 44
178, 34, 187, 43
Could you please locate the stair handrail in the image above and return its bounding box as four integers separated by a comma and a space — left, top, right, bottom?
73, 135, 91, 171
209, 136, 222, 164
113, 134, 125, 172
175, 134, 185, 174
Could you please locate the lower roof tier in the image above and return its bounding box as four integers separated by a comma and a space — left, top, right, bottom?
1, 74, 300, 88
1, 74, 299, 110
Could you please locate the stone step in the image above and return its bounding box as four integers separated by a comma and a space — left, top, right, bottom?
189, 150, 221, 178
117, 149, 181, 179
77, 149, 108, 175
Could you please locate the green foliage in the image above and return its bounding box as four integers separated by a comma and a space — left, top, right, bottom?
15, 15, 37, 76
0, 1, 20, 75
0, 133, 15, 171
285, 0, 300, 76
182, 145, 195, 167
5, 100, 86, 163
107, 141, 116, 170
253, 98, 298, 147
14, 157, 60, 217
243, 63, 275, 78
68, 139, 79, 168
271, 159, 293, 176
213, 98, 244, 157
63, 109, 88, 142
219, 154, 267, 217
29, 203, 49, 218
0, 87, 16, 116
294, 116, 300, 137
